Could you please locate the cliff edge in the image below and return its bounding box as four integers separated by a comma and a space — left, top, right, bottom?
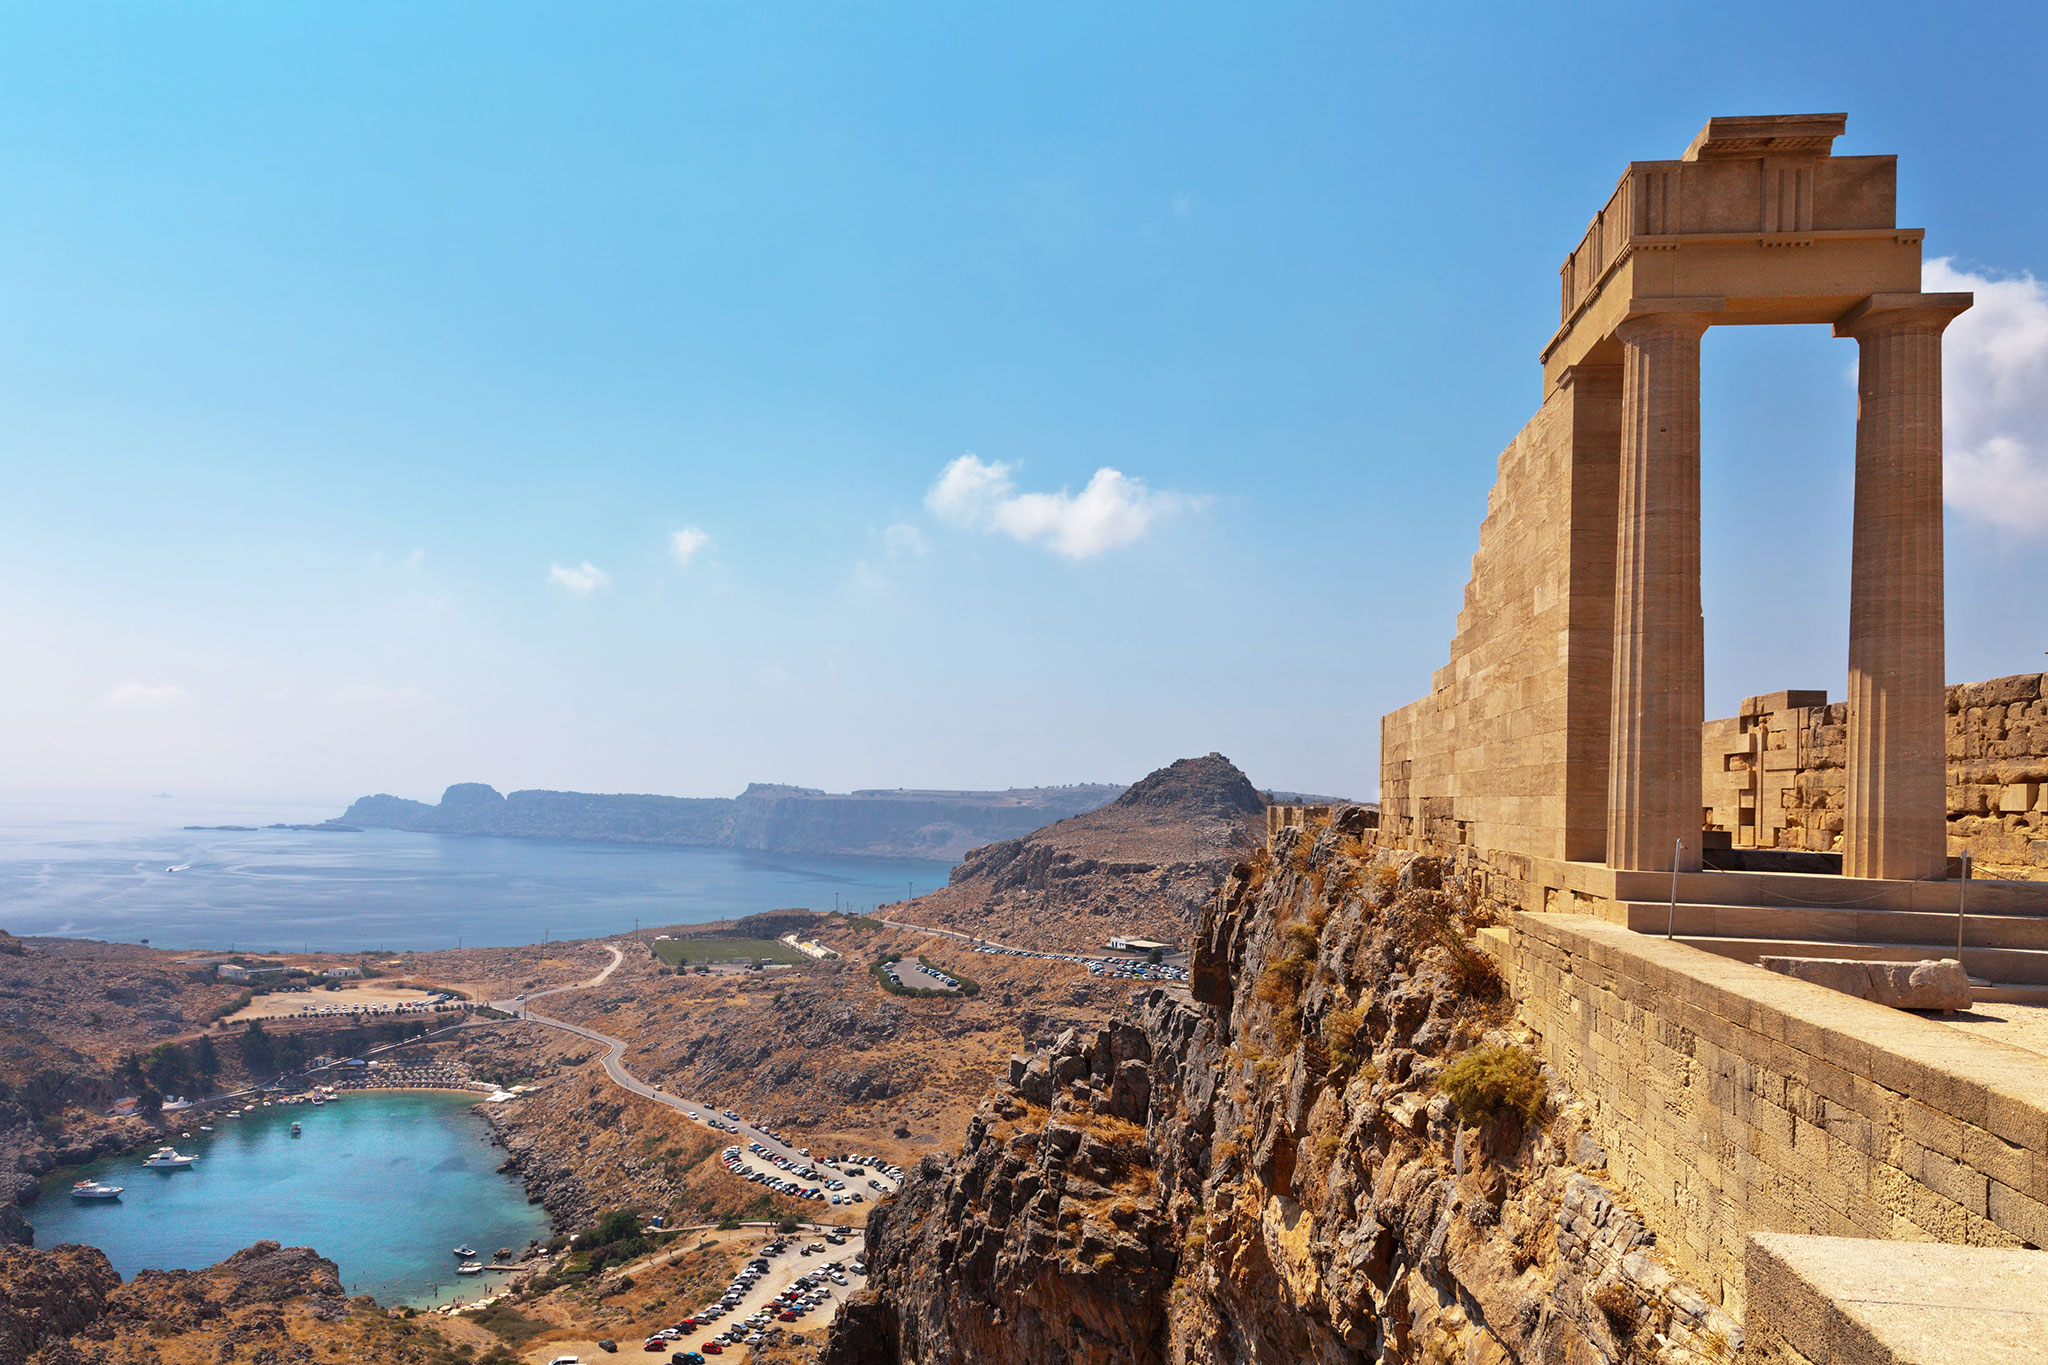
825, 813, 1739, 1364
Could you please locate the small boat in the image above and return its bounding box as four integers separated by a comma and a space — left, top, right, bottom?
70, 1179, 123, 1200
142, 1146, 197, 1168
290, 1122, 302, 1137
452, 1245, 476, 1257
198, 1125, 213, 1132
456, 1261, 483, 1275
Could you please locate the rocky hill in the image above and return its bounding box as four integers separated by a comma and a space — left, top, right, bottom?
335, 780, 1124, 860
0, 937, 255, 1246
824, 813, 1740, 1364
0, 1239, 472, 1365
899, 754, 1266, 951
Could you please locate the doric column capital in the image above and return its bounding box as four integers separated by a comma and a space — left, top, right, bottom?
1834, 291, 1973, 339
1615, 297, 1724, 343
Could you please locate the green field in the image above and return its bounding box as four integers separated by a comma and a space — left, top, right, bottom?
651, 937, 807, 967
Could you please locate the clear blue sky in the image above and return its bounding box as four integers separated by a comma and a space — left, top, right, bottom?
3, 3, 2045, 806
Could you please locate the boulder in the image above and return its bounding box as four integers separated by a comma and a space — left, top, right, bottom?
1759, 956, 1973, 1011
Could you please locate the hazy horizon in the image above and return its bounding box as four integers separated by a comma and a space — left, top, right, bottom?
5, 5, 2046, 806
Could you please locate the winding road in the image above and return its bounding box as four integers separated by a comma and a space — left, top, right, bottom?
487, 943, 890, 1205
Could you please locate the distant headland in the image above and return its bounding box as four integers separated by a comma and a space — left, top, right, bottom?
327, 781, 1130, 861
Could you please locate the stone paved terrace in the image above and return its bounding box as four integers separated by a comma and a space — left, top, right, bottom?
1510, 911, 2048, 1316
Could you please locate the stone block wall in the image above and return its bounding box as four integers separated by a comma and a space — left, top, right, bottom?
1512, 911, 2048, 1318
1380, 364, 1623, 866
1702, 673, 2048, 876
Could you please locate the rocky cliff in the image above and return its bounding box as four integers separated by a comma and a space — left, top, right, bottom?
337, 780, 1124, 860
904, 753, 1266, 950
825, 811, 1740, 1364
0, 1239, 467, 1365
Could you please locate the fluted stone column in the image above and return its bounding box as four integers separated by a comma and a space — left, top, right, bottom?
1607, 308, 1714, 873
1836, 292, 1971, 881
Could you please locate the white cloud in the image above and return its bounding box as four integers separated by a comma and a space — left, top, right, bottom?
923, 454, 1198, 560
1928, 258, 2048, 534
548, 561, 611, 596
883, 522, 928, 561
670, 527, 713, 570
105, 681, 188, 707
403, 548, 427, 571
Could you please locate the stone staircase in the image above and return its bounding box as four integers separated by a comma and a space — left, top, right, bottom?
1588, 868, 2048, 999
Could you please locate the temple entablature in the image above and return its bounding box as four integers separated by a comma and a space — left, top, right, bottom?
1541, 113, 1927, 391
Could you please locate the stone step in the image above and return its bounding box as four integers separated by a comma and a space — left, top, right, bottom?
1674, 935, 2048, 987
1610, 900, 2048, 951
1596, 866, 2048, 916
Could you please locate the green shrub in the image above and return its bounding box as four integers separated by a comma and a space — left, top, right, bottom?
463, 1303, 551, 1345
1322, 1006, 1367, 1070
1438, 1043, 1546, 1126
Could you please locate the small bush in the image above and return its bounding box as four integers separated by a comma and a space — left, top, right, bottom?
1590, 1278, 1638, 1331
1439, 1043, 1545, 1126
1309, 1131, 1342, 1174
463, 1304, 551, 1345
1323, 1006, 1367, 1070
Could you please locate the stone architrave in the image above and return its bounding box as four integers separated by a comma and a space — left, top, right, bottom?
1836, 293, 1971, 881
1606, 304, 1717, 873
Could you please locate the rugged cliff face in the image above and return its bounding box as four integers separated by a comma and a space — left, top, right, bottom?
827, 813, 1741, 1364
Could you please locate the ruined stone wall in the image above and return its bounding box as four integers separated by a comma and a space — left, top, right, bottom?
1702, 672, 2048, 877
1380, 364, 1622, 868
1511, 911, 2048, 1319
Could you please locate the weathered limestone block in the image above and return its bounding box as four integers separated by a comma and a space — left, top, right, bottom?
1746, 1233, 2048, 1365
1758, 956, 1971, 1011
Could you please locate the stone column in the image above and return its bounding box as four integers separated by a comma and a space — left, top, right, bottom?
1607, 307, 1715, 873
1836, 293, 1971, 881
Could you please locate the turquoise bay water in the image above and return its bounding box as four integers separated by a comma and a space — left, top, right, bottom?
32, 1092, 550, 1307
0, 795, 956, 950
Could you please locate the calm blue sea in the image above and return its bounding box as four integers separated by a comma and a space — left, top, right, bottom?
0, 795, 956, 951
32, 1091, 549, 1307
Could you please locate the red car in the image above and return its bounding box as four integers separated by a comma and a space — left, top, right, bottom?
777, 1311, 798, 1323
643, 1340, 666, 1353
703, 1346, 723, 1356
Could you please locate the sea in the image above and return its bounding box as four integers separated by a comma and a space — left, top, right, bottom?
0, 793, 957, 952
31, 1092, 550, 1307
4, 792, 957, 1300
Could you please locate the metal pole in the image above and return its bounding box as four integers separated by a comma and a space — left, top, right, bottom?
1667, 839, 1682, 940
1957, 851, 1970, 962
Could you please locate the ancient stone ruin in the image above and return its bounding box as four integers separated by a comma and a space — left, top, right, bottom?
1379, 112, 2048, 981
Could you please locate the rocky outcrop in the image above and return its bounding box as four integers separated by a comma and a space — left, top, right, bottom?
0, 1240, 374, 1365
828, 817, 1740, 1364
907, 754, 1265, 950
0, 1244, 120, 1364
338, 781, 1123, 860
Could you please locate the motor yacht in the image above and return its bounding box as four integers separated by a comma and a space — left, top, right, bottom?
142, 1146, 197, 1168
69, 1179, 123, 1200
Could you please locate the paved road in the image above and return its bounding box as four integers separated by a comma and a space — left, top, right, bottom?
490, 943, 890, 1205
